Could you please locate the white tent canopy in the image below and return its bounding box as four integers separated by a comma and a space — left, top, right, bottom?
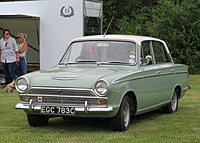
0, 0, 102, 70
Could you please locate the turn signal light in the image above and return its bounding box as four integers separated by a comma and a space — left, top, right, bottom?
20, 96, 29, 102
99, 99, 107, 105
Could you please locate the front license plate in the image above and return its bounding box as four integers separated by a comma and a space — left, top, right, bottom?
41, 106, 76, 115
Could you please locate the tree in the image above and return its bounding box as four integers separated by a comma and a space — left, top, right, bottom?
104, 0, 200, 74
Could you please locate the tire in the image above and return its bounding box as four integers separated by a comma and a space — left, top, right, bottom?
111, 96, 131, 131
162, 90, 179, 114
27, 114, 49, 127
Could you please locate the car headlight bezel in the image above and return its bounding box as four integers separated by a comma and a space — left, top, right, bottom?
15, 77, 30, 93
94, 80, 109, 96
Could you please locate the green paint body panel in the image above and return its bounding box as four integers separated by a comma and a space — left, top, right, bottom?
19, 63, 189, 118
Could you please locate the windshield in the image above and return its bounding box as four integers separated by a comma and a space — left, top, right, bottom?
59, 41, 136, 65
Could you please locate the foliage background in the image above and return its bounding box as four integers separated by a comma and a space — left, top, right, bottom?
103, 0, 200, 74
1, 0, 200, 73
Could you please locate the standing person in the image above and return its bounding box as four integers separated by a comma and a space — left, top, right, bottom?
17, 33, 28, 76
0, 29, 19, 84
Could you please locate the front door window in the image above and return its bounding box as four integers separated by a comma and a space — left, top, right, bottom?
152, 41, 171, 64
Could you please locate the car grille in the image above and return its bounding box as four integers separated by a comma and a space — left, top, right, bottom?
28, 88, 95, 96
28, 96, 99, 105
27, 88, 100, 105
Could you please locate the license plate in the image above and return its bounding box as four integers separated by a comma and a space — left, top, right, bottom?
41, 106, 76, 115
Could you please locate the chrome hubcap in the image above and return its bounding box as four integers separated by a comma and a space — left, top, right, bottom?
171, 92, 177, 111
123, 101, 130, 127
0, 74, 6, 84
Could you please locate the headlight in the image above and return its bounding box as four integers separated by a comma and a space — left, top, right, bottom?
94, 80, 109, 96
15, 77, 29, 93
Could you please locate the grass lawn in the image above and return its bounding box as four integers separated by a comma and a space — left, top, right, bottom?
0, 75, 199, 143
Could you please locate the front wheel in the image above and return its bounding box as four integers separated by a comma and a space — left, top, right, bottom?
111, 96, 131, 131
162, 90, 179, 114
27, 114, 49, 127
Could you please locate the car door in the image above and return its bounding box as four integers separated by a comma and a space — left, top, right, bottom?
138, 41, 162, 110
151, 41, 176, 103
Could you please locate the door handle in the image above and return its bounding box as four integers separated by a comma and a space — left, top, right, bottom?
170, 69, 175, 72
156, 71, 161, 74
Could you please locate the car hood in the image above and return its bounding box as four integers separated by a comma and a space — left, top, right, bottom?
28, 64, 137, 88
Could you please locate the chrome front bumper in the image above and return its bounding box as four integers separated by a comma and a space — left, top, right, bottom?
15, 100, 113, 113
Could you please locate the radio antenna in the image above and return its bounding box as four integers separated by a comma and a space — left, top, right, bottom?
103, 16, 114, 37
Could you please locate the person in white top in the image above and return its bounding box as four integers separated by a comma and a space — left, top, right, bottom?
17, 33, 28, 76
0, 29, 19, 84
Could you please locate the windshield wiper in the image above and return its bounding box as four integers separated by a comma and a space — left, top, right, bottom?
63, 62, 77, 65
98, 61, 129, 65
62, 60, 97, 65
64, 60, 129, 65
76, 60, 97, 63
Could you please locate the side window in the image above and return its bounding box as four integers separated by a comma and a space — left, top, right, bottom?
141, 41, 153, 65
152, 41, 171, 64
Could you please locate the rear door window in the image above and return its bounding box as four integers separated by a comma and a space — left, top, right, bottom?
152, 41, 171, 64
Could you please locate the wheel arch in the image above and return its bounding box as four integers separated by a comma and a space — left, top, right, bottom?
174, 85, 181, 99
123, 91, 137, 115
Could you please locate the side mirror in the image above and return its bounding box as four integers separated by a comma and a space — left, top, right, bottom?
145, 55, 153, 65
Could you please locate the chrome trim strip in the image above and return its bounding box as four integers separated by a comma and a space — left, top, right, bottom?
26, 86, 98, 97
29, 86, 94, 91
183, 85, 190, 91
52, 76, 79, 80
112, 71, 188, 84
84, 101, 88, 113
20, 94, 108, 100
29, 99, 33, 112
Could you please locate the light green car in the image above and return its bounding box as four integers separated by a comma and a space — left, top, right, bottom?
15, 35, 190, 131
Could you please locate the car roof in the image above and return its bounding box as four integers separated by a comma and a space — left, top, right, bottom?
72, 35, 165, 44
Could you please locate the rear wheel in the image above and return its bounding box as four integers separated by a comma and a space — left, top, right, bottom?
111, 96, 131, 131
27, 114, 49, 126
162, 90, 178, 114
